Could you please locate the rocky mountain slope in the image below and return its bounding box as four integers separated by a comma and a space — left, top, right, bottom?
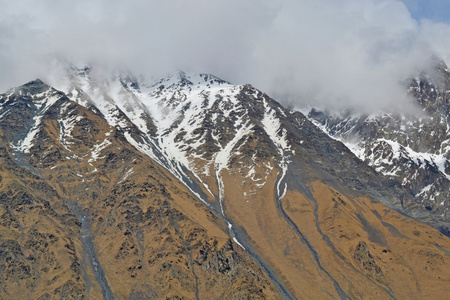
303, 59, 450, 235
0, 65, 450, 299
0, 80, 279, 299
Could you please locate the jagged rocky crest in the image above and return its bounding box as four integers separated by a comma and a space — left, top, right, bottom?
0, 64, 450, 299
304, 59, 450, 235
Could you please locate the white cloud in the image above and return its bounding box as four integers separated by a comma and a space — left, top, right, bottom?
1, 0, 450, 112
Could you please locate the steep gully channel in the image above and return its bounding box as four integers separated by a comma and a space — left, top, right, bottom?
66, 200, 114, 300
14, 152, 114, 300
275, 165, 350, 300
286, 169, 397, 299
61, 119, 114, 299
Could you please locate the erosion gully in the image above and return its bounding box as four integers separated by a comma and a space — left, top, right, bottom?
14, 153, 114, 300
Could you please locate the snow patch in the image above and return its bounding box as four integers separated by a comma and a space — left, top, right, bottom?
118, 168, 134, 184
261, 100, 290, 151
13, 93, 62, 153
88, 139, 112, 162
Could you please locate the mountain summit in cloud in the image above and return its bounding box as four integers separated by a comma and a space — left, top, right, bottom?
2, 0, 450, 113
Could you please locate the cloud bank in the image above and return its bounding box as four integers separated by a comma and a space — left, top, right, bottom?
1, 0, 450, 112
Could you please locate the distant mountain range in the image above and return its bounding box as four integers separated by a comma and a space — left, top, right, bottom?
0, 62, 450, 299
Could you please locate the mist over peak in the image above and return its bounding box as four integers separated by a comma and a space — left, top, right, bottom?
1, 0, 450, 113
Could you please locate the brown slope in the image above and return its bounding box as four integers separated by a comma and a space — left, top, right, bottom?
0, 80, 281, 299
282, 180, 450, 299
217, 160, 450, 299
0, 128, 95, 299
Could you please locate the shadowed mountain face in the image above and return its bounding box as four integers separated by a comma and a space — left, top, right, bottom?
0, 67, 450, 299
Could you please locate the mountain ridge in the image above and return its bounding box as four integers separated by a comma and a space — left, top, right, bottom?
303, 59, 450, 236
1, 66, 450, 299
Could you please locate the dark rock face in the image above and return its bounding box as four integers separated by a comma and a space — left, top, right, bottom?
354, 241, 384, 283
0, 133, 85, 299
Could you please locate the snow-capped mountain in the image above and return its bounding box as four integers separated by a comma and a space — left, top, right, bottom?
0, 79, 281, 299
1, 64, 450, 299
303, 59, 450, 231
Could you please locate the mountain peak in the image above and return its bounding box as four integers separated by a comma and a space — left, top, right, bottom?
16, 79, 51, 95
151, 71, 230, 90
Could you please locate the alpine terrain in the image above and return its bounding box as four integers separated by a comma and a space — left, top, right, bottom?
303, 58, 450, 235
0, 63, 450, 299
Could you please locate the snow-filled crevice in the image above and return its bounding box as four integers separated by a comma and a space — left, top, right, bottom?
13, 92, 61, 154
262, 99, 291, 200
214, 120, 253, 213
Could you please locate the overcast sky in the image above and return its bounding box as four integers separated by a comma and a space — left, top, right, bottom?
1, 0, 450, 112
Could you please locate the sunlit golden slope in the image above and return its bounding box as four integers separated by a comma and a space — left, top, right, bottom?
215, 163, 450, 299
